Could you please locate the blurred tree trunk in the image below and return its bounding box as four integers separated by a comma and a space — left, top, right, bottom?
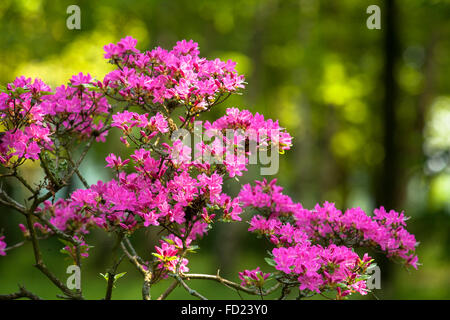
376, 0, 400, 212
374, 0, 399, 297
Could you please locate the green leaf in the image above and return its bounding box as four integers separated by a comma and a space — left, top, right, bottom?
58, 238, 73, 248
14, 87, 29, 95
264, 257, 276, 267
163, 238, 175, 245
83, 83, 102, 92
336, 283, 349, 289
114, 272, 127, 281
368, 263, 377, 269
166, 256, 178, 261
151, 253, 164, 260
100, 273, 109, 281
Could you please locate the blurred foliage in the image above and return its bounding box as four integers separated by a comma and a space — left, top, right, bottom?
1, 0, 450, 299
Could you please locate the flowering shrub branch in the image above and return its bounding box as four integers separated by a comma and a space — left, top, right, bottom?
0, 37, 419, 300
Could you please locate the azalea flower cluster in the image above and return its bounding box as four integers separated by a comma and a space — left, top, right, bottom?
103, 37, 245, 111
61, 236, 91, 260
110, 107, 293, 179
240, 178, 419, 297
111, 110, 169, 147
272, 243, 372, 296
197, 107, 293, 177
238, 267, 271, 289
0, 75, 110, 166
153, 235, 190, 275
36, 163, 241, 230
204, 107, 293, 152
294, 204, 419, 266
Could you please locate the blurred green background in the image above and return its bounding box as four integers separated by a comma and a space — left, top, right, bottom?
1, 0, 449, 299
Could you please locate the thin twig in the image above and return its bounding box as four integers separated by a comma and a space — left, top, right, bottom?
157, 279, 179, 300
120, 240, 147, 276
33, 212, 81, 246
181, 272, 281, 296
120, 239, 152, 300
25, 212, 82, 300
8, 170, 36, 194
0, 188, 26, 215
104, 233, 125, 300
0, 285, 42, 300
173, 274, 208, 300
